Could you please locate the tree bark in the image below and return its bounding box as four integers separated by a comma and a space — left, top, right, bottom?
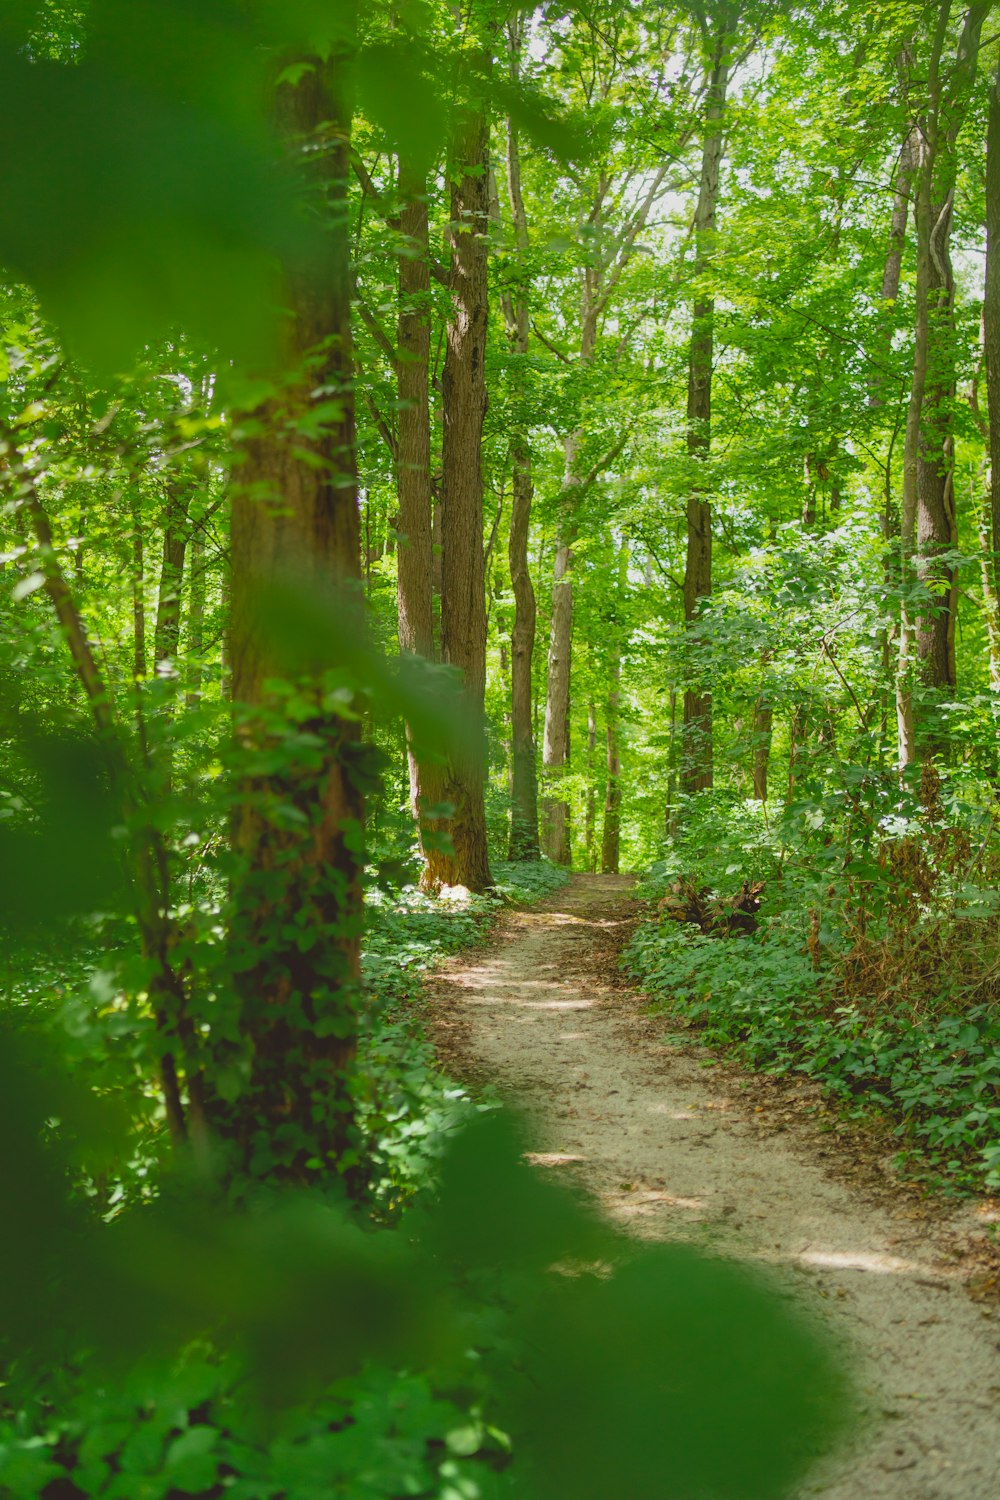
153, 479, 190, 674
681, 19, 733, 794
395, 155, 443, 863
601, 665, 621, 875
129, 489, 147, 682
541, 250, 599, 865
897, 5, 952, 769
504, 20, 541, 862
227, 55, 364, 1180
585, 696, 597, 871
870, 45, 918, 409
751, 692, 773, 803
508, 439, 539, 859
542, 521, 575, 863
985, 51, 1000, 605
427, 87, 493, 892
912, 4, 990, 735
185, 521, 205, 711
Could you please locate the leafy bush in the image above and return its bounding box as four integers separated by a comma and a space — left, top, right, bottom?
625, 901, 1000, 1191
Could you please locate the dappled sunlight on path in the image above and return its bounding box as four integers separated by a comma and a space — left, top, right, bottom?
430, 873, 1000, 1500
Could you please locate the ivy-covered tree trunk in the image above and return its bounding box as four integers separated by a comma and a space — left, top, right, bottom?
681, 18, 733, 794
226, 57, 365, 1181
426, 91, 493, 892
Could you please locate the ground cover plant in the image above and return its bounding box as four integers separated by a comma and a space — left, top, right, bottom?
5, 0, 1000, 1494
625, 779, 1000, 1192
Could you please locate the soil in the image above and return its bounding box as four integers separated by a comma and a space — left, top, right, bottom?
428, 872, 1000, 1500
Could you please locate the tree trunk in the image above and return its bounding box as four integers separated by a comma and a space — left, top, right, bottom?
870, 51, 917, 410
395, 155, 442, 861
977, 491, 1000, 692
153, 480, 190, 674
504, 21, 540, 861
542, 524, 574, 863
129, 489, 147, 682
898, 7, 951, 770
787, 703, 808, 801
985, 52, 1000, 605
751, 692, 773, 803
585, 697, 597, 872
601, 667, 621, 875
541, 265, 600, 865
896, 5, 989, 762
227, 55, 364, 1181
185, 520, 205, 711
681, 20, 733, 794
427, 89, 493, 892
508, 440, 539, 859
666, 686, 678, 836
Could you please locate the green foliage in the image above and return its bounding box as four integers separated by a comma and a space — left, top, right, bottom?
626, 788, 1000, 1192
0, 1065, 848, 1500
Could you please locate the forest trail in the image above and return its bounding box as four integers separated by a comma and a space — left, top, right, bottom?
430, 874, 1000, 1500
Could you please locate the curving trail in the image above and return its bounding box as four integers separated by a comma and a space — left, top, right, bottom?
429, 873, 1000, 1500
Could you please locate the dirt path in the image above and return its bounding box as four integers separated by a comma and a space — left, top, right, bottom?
430, 874, 1000, 1500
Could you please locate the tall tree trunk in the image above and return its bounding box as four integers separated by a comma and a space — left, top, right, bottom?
681, 20, 733, 793
601, 665, 621, 875
585, 697, 597, 872
871, 47, 918, 409
898, 6, 951, 769
751, 692, 773, 803
427, 89, 493, 892
985, 51, 1000, 606
977, 490, 1000, 692
184, 521, 205, 711
542, 520, 575, 863
227, 55, 364, 1180
912, 4, 990, 742
129, 489, 147, 682
153, 480, 190, 673
666, 686, 678, 836
541, 273, 599, 865
872, 76, 917, 746
395, 155, 442, 863
508, 440, 539, 859
504, 19, 540, 861
787, 703, 808, 801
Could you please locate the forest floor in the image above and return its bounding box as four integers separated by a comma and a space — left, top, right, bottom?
428, 873, 1000, 1500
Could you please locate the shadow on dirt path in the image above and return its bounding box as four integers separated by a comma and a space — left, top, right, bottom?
428, 872, 1000, 1499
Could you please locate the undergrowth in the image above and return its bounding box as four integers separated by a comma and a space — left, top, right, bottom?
625, 780, 1000, 1194
0, 860, 568, 1500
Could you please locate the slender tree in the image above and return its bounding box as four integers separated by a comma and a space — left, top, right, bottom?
395, 152, 442, 861
428, 62, 493, 892
504, 15, 541, 861
681, 8, 736, 793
